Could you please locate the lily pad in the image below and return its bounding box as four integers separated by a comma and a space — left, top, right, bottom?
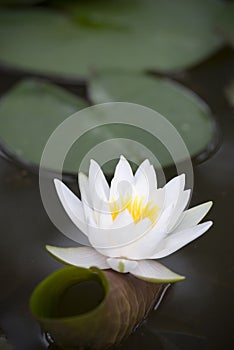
216, 3, 234, 47
89, 72, 216, 163
0, 76, 217, 177
0, 79, 89, 174
0, 0, 223, 79
30, 266, 167, 349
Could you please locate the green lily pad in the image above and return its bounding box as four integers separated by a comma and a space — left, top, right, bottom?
0, 0, 223, 78
216, 3, 234, 47
0, 79, 89, 174
30, 266, 167, 349
89, 72, 216, 164
0, 76, 216, 176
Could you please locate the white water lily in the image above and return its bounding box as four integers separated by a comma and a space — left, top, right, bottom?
47, 156, 213, 283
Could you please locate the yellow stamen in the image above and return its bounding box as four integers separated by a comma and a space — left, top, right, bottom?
109, 194, 159, 226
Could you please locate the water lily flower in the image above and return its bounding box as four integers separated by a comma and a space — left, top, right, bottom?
47, 156, 213, 283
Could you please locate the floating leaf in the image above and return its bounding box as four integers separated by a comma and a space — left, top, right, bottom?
216, 3, 234, 47
0, 0, 223, 78
0, 79, 89, 174
89, 72, 216, 164
0, 76, 217, 176
30, 266, 168, 349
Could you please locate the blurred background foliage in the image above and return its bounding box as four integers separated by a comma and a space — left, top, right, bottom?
0, 0, 233, 175
0, 0, 230, 76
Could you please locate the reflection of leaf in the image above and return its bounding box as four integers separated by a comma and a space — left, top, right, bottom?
89, 72, 215, 164
30, 266, 168, 349
225, 82, 234, 107
0, 0, 43, 4
0, 330, 13, 350
149, 329, 208, 350
216, 3, 234, 47
0, 79, 88, 174
0, 0, 224, 78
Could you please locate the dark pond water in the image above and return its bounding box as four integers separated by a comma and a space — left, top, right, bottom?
0, 47, 233, 349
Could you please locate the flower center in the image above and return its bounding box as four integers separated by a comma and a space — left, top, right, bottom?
109, 194, 159, 226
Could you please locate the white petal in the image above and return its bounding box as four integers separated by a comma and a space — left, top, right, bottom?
91, 204, 174, 260
88, 216, 152, 257
134, 160, 157, 202
111, 208, 133, 228
98, 210, 113, 228
110, 155, 134, 200
167, 189, 191, 232
78, 172, 91, 204
78, 173, 96, 225
153, 187, 165, 209
107, 258, 137, 273
96, 196, 132, 229
152, 203, 175, 233
54, 179, 88, 235
135, 159, 150, 180
163, 174, 185, 209
46, 245, 109, 269
89, 159, 109, 202
151, 221, 213, 259
172, 201, 213, 233
130, 260, 185, 282
107, 204, 175, 260
88, 161, 110, 224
